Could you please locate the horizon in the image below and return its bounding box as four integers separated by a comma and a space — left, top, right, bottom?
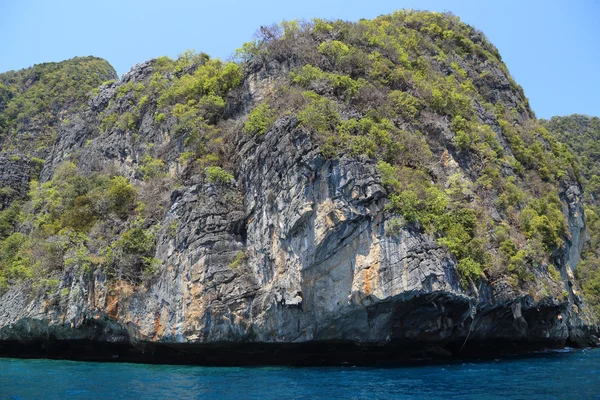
1, 0, 599, 119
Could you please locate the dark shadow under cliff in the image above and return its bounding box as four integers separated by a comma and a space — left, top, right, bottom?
0, 336, 591, 367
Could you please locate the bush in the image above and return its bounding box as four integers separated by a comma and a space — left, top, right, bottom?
520, 194, 565, 250
0, 202, 21, 239
206, 166, 233, 184
113, 227, 159, 280
138, 155, 166, 180
108, 176, 136, 219
234, 41, 260, 63
318, 40, 350, 64
243, 103, 276, 135
291, 65, 364, 101
456, 257, 482, 284
154, 113, 166, 123
158, 58, 242, 106
119, 227, 155, 256
61, 195, 96, 232
0, 232, 34, 292
388, 90, 422, 119
297, 91, 340, 133
384, 217, 404, 237
30, 157, 45, 178
290, 64, 326, 86
198, 94, 226, 122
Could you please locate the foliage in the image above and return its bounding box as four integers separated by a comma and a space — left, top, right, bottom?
290, 65, 364, 100
377, 161, 483, 286
243, 103, 276, 135
108, 176, 137, 219
206, 166, 233, 184
235, 10, 578, 288
0, 40, 246, 292
118, 227, 155, 257
388, 90, 422, 120
297, 91, 340, 133
0, 11, 582, 298
228, 250, 247, 270
158, 58, 242, 108
543, 115, 600, 201
0, 56, 117, 155
154, 113, 166, 123
138, 155, 166, 180
224, 11, 579, 289
0, 158, 166, 291
545, 115, 600, 312
0, 202, 21, 239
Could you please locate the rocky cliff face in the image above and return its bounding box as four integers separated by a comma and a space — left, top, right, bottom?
0, 12, 598, 364
543, 115, 600, 322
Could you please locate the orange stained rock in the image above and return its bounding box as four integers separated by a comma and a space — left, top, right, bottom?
152, 307, 171, 341
153, 311, 162, 341
106, 294, 119, 320
441, 149, 450, 168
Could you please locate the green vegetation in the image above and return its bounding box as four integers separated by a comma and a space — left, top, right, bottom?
543, 115, 600, 314
0, 161, 160, 294
110, 225, 160, 280
0, 56, 117, 155
297, 91, 340, 134
228, 250, 247, 270
243, 103, 276, 135
0, 12, 581, 299
378, 160, 484, 285
206, 166, 233, 184
543, 115, 600, 202
236, 11, 576, 289
97, 50, 239, 179
138, 155, 166, 180
0, 49, 245, 295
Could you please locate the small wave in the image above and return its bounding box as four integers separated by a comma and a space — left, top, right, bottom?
539, 347, 574, 353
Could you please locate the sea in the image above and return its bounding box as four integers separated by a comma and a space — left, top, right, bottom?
1, 348, 599, 399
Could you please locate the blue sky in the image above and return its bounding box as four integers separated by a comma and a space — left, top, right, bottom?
1, 0, 598, 119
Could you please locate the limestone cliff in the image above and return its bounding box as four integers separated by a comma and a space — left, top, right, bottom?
0, 11, 597, 364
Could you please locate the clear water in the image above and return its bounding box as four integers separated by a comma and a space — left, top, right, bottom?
1, 349, 599, 399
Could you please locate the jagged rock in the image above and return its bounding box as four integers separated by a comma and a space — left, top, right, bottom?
0, 14, 598, 364
0, 107, 595, 357
0, 154, 36, 208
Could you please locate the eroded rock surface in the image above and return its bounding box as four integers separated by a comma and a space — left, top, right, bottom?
1, 109, 596, 362
1, 17, 599, 364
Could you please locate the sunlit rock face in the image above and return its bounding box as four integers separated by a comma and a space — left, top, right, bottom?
0, 13, 598, 363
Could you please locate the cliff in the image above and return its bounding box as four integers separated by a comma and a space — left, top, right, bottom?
543, 115, 600, 318
0, 11, 597, 364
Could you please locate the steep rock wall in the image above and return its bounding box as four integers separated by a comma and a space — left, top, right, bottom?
0, 13, 599, 363
0, 112, 595, 360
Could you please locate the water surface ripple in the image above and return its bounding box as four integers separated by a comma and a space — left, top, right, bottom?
1, 348, 599, 399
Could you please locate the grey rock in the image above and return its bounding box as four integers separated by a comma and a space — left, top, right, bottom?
0, 153, 35, 208
0, 50, 598, 360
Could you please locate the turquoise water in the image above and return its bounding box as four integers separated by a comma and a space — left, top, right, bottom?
1, 349, 599, 399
